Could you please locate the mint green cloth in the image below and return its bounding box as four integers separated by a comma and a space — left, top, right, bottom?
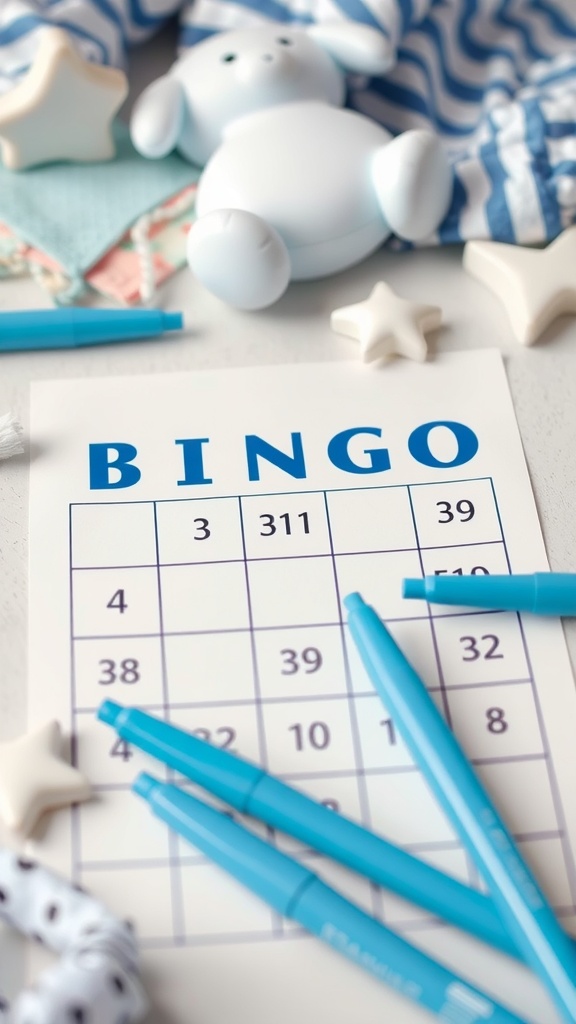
0, 120, 199, 298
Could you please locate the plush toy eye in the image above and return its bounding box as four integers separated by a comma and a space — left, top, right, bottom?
276, 37, 293, 45
221, 53, 237, 62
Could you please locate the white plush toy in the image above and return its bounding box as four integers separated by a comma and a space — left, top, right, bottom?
131, 24, 453, 310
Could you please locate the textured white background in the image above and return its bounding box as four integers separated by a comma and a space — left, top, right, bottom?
0, 18, 576, 1006
1, 19, 576, 740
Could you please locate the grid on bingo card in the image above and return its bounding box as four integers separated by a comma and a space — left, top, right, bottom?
67, 480, 576, 949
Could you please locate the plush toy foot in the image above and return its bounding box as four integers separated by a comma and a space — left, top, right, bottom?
187, 209, 291, 310
372, 129, 453, 241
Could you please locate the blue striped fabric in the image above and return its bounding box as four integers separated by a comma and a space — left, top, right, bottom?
1, 0, 575, 244
0, 0, 184, 91
178, 0, 576, 244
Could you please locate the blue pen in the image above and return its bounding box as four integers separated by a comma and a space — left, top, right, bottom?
344, 592, 576, 1024
0, 307, 183, 351
99, 699, 532, 961
404, 573, 576, 616
135, 772, 528, 1024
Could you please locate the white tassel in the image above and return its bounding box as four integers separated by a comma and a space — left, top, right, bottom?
130, 186, 197, 306
131, 211, 154, 305
0, 413, 24, 459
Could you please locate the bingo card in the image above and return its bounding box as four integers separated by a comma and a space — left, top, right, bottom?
27, 352, 576, 1024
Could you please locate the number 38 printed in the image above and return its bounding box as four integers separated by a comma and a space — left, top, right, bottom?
98, 658, 140, 685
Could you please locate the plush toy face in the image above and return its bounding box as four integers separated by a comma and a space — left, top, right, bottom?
172, 27, 345, 165
130, 22, 393, 165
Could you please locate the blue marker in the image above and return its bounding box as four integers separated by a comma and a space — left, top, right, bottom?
404, 573, 576, 616
135, 773, 527, 1024
99, 699, 528, 960
344, 592, 576, 1024
0, 307, 183, 351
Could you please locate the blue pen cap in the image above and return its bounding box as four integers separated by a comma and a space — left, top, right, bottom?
98, 701, 261, 809
67, 307, 183, 342
0, 308, 184, 350
403, 573, 576, 616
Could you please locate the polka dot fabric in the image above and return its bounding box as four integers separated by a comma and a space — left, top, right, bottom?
0, 848, 147, 1024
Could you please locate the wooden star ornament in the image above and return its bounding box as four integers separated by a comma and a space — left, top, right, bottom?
0, 27, 128, 170
464, 226, 576, 346
330, 281, 442, 363
0, 721, 91, 836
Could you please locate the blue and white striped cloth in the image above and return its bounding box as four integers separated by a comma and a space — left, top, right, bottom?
180, 0, 576, 245
0, 0, 183, 87
1, 0, 576, 245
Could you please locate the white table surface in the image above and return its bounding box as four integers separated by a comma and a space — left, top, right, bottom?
3, 233, 576, 1009
1, 19, 576, 736
1, 19, 576, 1011
1, 18, 575, 712
3, 181, 576, 743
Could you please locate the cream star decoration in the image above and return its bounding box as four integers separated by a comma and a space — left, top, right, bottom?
464, 226, 576, 346
0, 27, 128, 170
330, 281, 442, 363
0, 721, 91, 836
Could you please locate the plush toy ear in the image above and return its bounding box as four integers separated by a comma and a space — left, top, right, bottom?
130, 74, 186, 159
306, 23, 395, 76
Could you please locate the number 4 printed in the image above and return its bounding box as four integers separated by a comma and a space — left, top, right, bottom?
107, 589, 127, 613
110, 738, 133, 762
